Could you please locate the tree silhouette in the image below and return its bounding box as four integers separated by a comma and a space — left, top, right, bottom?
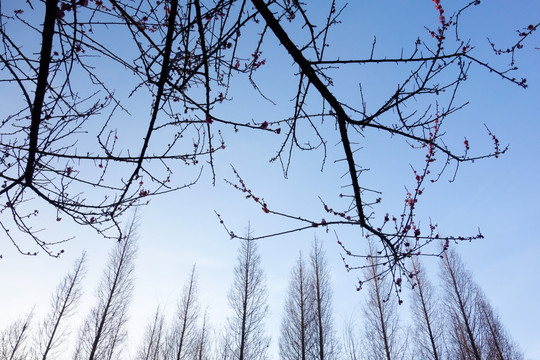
308, 239, 340, 360
279, 252, 314, 360
0, 311, 33, 360
193, 309, 211, 360
408, 257, 444, 360
223, 226, 270, 360
361, 243, 407, 360
279, 239, 340, 360
476, 292, 524, 360
0, 0, 537, 289
74, 219, 137, 360
440, 248, 482, 360
440, 248, 524, 360
135, 307, 166, 360
37, 253, 86, 360
166, 264, 201, 360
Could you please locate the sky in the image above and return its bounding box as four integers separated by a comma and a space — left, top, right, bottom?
1, 0, 539, 359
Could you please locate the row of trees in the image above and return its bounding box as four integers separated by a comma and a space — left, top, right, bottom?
343, 246, 523, 360
0, 223, 523, 359
1, 220, 137, 360
280, 240, 339, 360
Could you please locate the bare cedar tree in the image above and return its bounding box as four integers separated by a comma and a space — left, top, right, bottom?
440, 249, 483, 360
37, 253, 86, 360
362, 244, 407, 360
193, 309, 211, 360
135, 306, 166, 360
308, 239, 340, 360
223, 227, 270, 360
280, 240, 339, 360
440, 248, 524, 360
408, 257, 444, 360
477, 292, 524, 360
0, 311, 33, 360
74, 219, 137, 360
341, 318, 362, 360
166, 264, 200, 360
279, 252, 314, 360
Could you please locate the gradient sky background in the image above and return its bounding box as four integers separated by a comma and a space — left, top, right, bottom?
1, 0, 539, 359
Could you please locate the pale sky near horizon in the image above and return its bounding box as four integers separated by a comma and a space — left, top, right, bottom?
1, 0, 539, 359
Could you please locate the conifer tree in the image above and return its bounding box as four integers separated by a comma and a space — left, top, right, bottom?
166, 264, 200, 360
37, 253, 86, 360
135, 307, 166, 360
223, 225, 270, 360
279, 252, 314, 360
308, 239, 340, 360
279, 239, 339, 360
361, 243, 407, 360
0, 311, 33, 360
409, 257, 444, 360
440, 248, 524, 360
74, 219, 137, 360
440, 249, 483, 360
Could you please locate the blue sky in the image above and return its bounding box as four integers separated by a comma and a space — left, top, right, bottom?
1, 0, 539, 358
